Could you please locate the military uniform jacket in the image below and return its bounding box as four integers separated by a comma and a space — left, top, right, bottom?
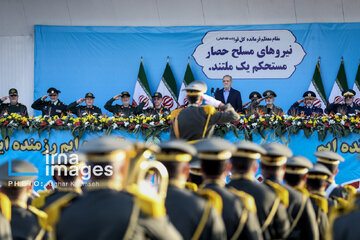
258, 105, 283, 115
31, 98, 67, 117
170, 105, 239, 141
11, 204, 47, 240
144, 106, 170, 116
104, 98, 145, 117
56, 187, 181, 240
202, 182, 263, 240
332, 208, 360, 240
309, 193, 329, 240
226, 177, 290, 240
325, 103, 360, 115
32, 188, 82, 211
0, 213, 12, 240
165, 184, 226, 240
67, 101, 102, 117
287, 102, 323, 116
0, 100, 28, 117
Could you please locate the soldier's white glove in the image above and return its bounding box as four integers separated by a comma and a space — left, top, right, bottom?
202, 94, 223, 108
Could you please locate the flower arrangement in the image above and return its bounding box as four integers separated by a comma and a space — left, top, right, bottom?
1, 112, 360, 141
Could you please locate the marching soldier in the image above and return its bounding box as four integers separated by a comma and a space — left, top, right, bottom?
188, 158, 203, 188
0, 160, 49, 239
306, 164, 333, 240
283, 155, 320, 239
315, 151, 356, 203
325, 89, 360, 115
287, 91, 323, 116
67, 93, 102, 117
261, 143, 319, 240
258, 90, 283, 115
32, 152, 83, 211
155, 139, 227, 240
226, 141, 290, 240
0, 88, 28, 117
170, 80, 239, 141
104, 91, 145, 117
195, 138, 263, 240
31, 87, 67, 117
243, 91, 263, 115
56, 136, 181, 240
0, 192, 12, 240
144, 92, 171, 115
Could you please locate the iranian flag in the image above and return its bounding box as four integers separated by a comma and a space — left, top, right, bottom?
307, 59, 327, 110
132, 59, 153, 109
156, 61, 178, 111
353, 63, 360, 105
178, 62, 195, 106
328, 58, 348, 104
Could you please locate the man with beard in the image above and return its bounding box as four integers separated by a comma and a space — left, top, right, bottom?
104, 91, 145, 117
258, 90, 283, 115
67, 92, 102, 117
144, 92, 170, 115
288, 91, 323, 116
32, 87, 68, 117
325, 89, 360, 115
0, 88, 28, 117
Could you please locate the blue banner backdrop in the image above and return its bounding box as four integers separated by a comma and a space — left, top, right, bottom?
1, 130, 360, 192
35, 23, 360, 115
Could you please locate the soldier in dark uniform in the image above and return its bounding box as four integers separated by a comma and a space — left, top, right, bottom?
170, 80, 239, 141
243, 91, 263, 115
31, 87, 67, 117
155, 139, 227, 240
260, 143, 319, 240
32, 152, 83, 211
0, 88, 28, 117
258, 90, 283, 115
315, 151, 356, 203
144, 92, 171, 116
188, 158, 203, 187
306, 164, 333, 240
288, 91, 323, 116
226, 141, 290, 240
67, 92, 102, 117
104, 91, 145, 117
283, 155, 320, 239
0, 160, 49, 239
0, 192, 12, 240
325, 89, 360, 115
195, 138, 263, 240
56, 136, 181, 240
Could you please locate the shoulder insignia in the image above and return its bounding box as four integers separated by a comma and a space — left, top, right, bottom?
28, 205, 49, 230
310, 194, 328, 214
229, 187, 257, 213
127, 184, 166, 218
0, 193, 11, 221
44, 192, 78, 229
197, 189, 223, 215
201, 105, 216, 115
265, 180, 289, 208
31, 190, 53, 209
343, 185, 357, 198
185, 182, 198, 192
293, 186, 310, 197
170, 109, 182, 121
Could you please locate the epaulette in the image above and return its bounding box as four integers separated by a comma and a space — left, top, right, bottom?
293, 186, 310, 197
44, 192, 78, 229
197, 189, 223, 215
0, 193, 11, 221
265, 180, 289, 208
170, 109, 182, 121
333, 197, 350, 209
310, 194, 328, 214
28, 205, 49, 230
229, 187, 257, 213
343, 185, 357, 198
31, 190, 53, 209
126, 184, 166, 218
201, 105, 216, 115
185, 182, 198, 192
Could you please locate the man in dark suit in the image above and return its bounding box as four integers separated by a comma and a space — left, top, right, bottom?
215, 75, 243, 112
